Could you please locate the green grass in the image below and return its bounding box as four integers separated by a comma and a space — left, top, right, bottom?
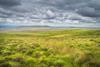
0, 29, 100, 67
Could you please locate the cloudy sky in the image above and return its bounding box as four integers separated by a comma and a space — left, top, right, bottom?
0, 0, 100, 27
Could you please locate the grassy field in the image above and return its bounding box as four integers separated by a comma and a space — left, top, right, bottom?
0, 29, 100, 67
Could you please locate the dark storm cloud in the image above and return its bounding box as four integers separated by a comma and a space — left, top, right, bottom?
76, 0, 100, 17
27, 0, 100, 18
0, 0, 100, 17
35, 0, 89, 9
0, 0, 23, 19
77, 7, 100, 17
0, 0, 21, 18
0, 0, 21, 8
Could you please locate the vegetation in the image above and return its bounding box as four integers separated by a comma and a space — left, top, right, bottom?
0, 29, 100, 67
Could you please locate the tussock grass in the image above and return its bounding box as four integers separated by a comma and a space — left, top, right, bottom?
0, 29, 100, 67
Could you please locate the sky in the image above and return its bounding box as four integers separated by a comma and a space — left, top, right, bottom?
0, 0, 100, 27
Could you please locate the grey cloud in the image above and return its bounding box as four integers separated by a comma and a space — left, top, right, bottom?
88, 0, 100, 10
77, 7, 100, 17
0, 8, 13, 18
0, 0, 21, 8
0, 0, 100, 26
76, 0, 100, 17
29, 0, 100, 17
0, 0, 22, 19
